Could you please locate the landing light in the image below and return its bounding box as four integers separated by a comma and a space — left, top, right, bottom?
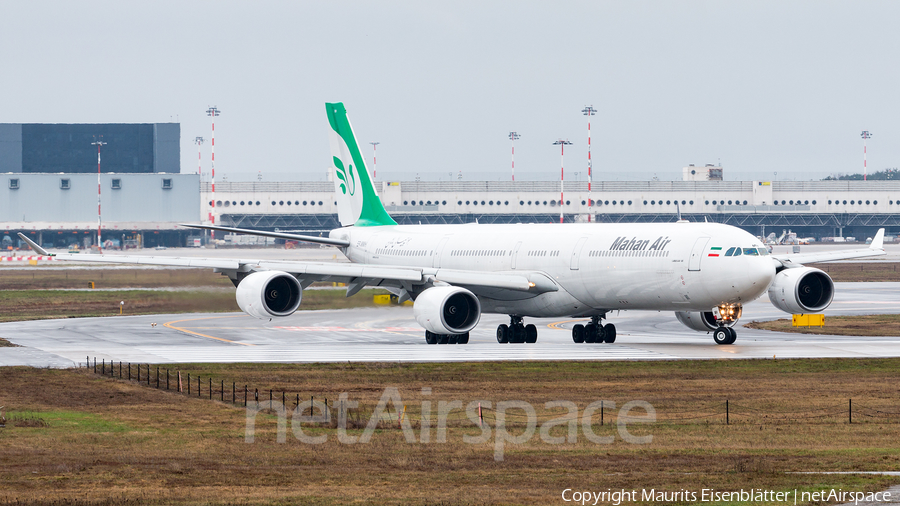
713, 303, 742, 322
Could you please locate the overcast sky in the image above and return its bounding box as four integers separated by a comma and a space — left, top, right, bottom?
2, 1, 898, 182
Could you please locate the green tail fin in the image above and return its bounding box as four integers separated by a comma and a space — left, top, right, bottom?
326, 102, 397, 227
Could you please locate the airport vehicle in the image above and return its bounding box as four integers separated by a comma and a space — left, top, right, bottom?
19, 103, 886, 345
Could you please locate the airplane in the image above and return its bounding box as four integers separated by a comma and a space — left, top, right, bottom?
20, 102, 887, 346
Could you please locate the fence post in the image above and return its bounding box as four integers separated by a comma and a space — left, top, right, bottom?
147, 365, 150, 386
849, 398, 852, 424
87, 355, 90, 370
282, 391, 285, 410
269, 390, 273, 411
119, 361, 122, 379
178, 371, 183, 393
209, 378, 212, 400
600, 400, 604, 426
187, 374, 190, 395
102, 359, 105, 375
296, 393, 300, 410
197, 376, 201, 397
244, 385, 248, 407
156, 367, 160, 389
128, 363, 131, 381
166, 369, 170, 391
93, 357, 96, 374
255, 388, 259, 409
726, 400, 729, 425
221, 380, 224, 402
232, 382, 235, 405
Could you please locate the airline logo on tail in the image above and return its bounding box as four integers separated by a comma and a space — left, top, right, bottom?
326, 102, 396, 228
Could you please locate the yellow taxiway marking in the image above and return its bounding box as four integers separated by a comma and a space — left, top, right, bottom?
547, 319, 581, 330
163, 315, 255, 346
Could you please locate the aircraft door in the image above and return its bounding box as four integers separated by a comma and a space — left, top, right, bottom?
688, 237, 710, 271
432, 237, 449, 268
570, 237, 588, 270
511, 241, 523, 269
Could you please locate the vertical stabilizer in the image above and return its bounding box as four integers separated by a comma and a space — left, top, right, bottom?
326, 103, 397, 227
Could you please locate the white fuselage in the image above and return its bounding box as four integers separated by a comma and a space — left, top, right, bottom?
330, 222, 776, 318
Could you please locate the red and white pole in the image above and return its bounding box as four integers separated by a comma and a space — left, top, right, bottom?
195, 137, 204, 176
861, 130, 872, 181
369, 142, 380, 180
207, 107, 220, 240
582, 106, 596, 222
509, 132, 520, 182
553, 139, 572, 224
91, 137, 106, 250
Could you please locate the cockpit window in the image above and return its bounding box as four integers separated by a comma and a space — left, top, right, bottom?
757, 247, 769, 256
732, 247, 742, 257
743, 248, 759, 256
724, 247, 736, 256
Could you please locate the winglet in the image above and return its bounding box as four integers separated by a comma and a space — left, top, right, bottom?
870, 228, 885, 250
17, 233, 52, 256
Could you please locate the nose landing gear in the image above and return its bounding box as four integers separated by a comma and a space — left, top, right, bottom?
711, 303, 741, 345
572, 315, 616, 344
712, 326, 736, 345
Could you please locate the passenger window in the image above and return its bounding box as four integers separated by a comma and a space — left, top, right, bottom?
725, 247, 736, 257
743, 248, 759, 256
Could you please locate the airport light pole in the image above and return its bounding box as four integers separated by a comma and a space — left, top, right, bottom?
369, 142, 380, 180
206, 107, 220, 240
91, 136, 107, 250
582, 105, 596, 221
509, 132, 520, 181
861, 130, 872, 181
194, 137, 204, 176
553, 139, 572, 223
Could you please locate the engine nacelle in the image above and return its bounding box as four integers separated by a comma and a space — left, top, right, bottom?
235, 271, 303, 319
767, 267, 834, 314
413, 286, 481, 335
675, 311, 736, 332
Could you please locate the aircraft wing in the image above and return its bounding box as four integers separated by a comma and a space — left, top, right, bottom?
16, 233, 557, 296
770, 228, 886, 268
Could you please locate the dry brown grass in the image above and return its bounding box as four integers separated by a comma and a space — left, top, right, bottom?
2, 360, 899, 505
745, 314, 900, 336
809, 262, 900, 282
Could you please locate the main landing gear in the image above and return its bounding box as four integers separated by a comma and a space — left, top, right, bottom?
712, 326, 737, 345
497, 316, 538, 344
425, 330, 470, 345
572, 316, 616, 344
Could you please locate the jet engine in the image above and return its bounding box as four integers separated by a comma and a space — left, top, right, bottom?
767, 267, 834, 314
413, 286, 481, 335
235, 271, 303, 319
675, 311, 736, 332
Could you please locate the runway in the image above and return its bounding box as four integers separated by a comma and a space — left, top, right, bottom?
2, 282, 900, 367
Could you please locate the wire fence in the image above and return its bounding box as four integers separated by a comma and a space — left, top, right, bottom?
86, 357, 900, 428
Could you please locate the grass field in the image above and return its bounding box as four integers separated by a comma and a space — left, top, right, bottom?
745, 314, 900, 336
2, 360, 900, 505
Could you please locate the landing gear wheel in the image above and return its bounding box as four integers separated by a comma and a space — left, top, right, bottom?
525, 324, 538, 343
724, 327, 737, 345
603, 324, 616, 343
713, 327, 733, 345
458, 332, 470, 344
510, 325, 526, 344
572, 324, 585, 343
447, 334, 459, 345
497, 324, 509, 344
584, 323, 598, 343
425, 331, 437, 345
438, 334, 449, 345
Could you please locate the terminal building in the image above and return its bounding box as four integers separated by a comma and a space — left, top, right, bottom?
2, 124, 898, 249
207, 178, 900, 241
1, 123, 196, 249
